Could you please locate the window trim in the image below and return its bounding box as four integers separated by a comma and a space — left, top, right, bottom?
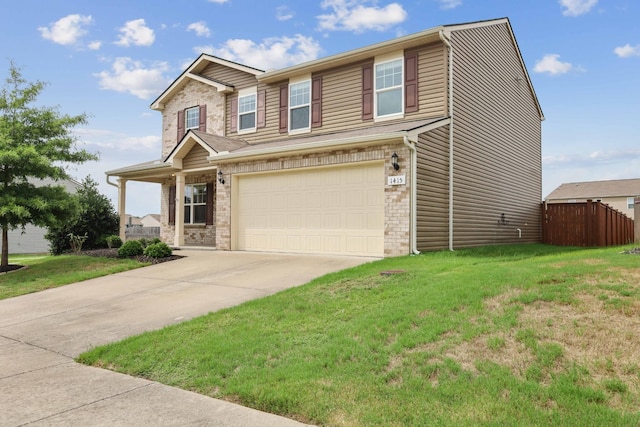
237, 87, 257, 134
374, 55, 404, 121
184, 183, 207, 225
288, 78, 311, 133
185, 106, 200, 130
627, 197, 635, 210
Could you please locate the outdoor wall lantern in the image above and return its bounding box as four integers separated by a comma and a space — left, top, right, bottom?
391, 152, 400, 171
217, 170, 225, 185
497, 213, 510, 226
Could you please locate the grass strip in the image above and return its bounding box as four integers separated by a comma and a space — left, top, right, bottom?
79, 244, 640, 426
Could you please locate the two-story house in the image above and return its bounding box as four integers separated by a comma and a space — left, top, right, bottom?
107, 17, 543, 257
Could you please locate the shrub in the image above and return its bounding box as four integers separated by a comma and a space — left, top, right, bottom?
143, 242, 172, 258
106, 235, 123, 248
117, 240, 144, 257
68, 233, 88, 255
150, 237, 162, 245
138, 238, 148, 248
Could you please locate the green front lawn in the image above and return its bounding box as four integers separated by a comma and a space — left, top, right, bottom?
79, 244, 640, 426
0, 254, 148, 300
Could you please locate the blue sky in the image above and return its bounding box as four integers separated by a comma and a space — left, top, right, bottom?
2, 0, 639, 216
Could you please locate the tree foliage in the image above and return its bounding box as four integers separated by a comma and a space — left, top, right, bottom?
0, 62, 97, 270
46, 177, 119, 255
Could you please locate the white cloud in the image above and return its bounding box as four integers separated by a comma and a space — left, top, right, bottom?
208, 0, 228, 3
195, 34, 322, 70
88, 40, 102, 50
439, 0, 462, 10
559, 0, 598, 17
317, 0, 407, 33
115, 19, 155, 47
534, 54, 573, 75
276, 5, 295, 21
74, 129, 161, 151
94, 57, 170, 99
38, 14, 93, 46
614, 43, 640, 58
187, 21, 211, 38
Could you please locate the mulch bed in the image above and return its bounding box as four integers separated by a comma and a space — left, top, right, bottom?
81, 248, 184, 264
623, 247, 640, 255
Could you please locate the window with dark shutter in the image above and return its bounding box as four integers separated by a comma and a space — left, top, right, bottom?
279, 84, 288, 133
230, 97, 238, 132
177, 111, 185, 142
257, 90, 266, 128
168, 186, 176, 225
361, 63, 374, 120
311, 76, 322, 128
206, 182, 214, 225
199, 105, 207, 132
404, 51, 419, 113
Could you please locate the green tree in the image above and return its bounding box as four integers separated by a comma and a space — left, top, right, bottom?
0, 62, 97, 271
46, 177, 119, 254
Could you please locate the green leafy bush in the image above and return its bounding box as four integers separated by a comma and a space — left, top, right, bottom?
138, 238, 148, 248
106, 235, 123, 248
143, 242, 172, 258
117, 240, 144, 257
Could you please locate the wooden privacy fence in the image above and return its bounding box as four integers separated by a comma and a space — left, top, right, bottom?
542, 200, 634, 247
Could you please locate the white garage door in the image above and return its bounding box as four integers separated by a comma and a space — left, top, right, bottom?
235, 162, 384, 256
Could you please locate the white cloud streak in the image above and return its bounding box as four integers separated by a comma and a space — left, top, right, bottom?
38, 14, 93, 46
534, 54, 573, 75
187, 21, 211, 38
317, 0, 407, 33
194, 34, 322, 70
439, 0, 462, 10
94, 57, 170, 99
559, 0, 598, 17
276, 5, 295, 21
614, 43, 640, 58
115, 19, 155, 47
207, 0, 228, 3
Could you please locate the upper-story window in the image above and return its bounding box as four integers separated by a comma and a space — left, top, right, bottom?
628, 197, 635, 209
185, 107, 200, 130
375, 58, 403, 118
289, 80, 311, 131
238, 93, 257, 132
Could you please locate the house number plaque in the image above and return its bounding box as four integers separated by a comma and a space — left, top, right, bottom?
387, 175, 406, 186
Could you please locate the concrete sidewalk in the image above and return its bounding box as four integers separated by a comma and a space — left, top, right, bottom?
0, 250, 376, 426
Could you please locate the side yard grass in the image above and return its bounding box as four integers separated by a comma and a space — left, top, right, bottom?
0, 254, 148, 300
78, 244, 640, 426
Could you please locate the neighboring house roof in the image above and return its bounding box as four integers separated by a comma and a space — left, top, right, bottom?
125, 215, 143, 226
546, 178, 640, 200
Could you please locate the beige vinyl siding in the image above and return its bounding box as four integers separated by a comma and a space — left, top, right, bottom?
200, 63, 257, 89
225, 42, 447, 144
182, 144, 210, 170
450, 23, 542, 248
416, 126, 450, 251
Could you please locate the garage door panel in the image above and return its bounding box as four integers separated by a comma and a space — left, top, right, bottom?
236, 163, 384, 256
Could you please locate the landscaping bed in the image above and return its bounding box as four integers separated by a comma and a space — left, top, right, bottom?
81, 248, 184, 264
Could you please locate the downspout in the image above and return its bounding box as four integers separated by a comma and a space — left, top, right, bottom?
106, 174, 118, 189
403, 135, 420, 255
439, 29, 455, 252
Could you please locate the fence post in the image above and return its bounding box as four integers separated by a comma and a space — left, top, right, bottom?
633, 196, 640, 243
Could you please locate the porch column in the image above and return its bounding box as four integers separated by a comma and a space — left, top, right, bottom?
174, 173, 185, 246
117, 178, 127, 241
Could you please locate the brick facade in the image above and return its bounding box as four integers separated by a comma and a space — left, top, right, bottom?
214, 144, 411, 256
162, 80, 225, 157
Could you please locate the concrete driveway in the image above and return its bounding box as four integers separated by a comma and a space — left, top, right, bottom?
0, 250, 376, 426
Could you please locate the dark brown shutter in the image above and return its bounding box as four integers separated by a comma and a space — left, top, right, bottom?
205, 182, 214, 225
279, 84, 288, 133
361, 63, 374, 120
257, 90, 266, 128
311, 76, 322, 128
177, 110, 185, 142
404, 51, 419, 113
168, 186, 176, 225
199, 104, 207, 132
230, 97, 238, 132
